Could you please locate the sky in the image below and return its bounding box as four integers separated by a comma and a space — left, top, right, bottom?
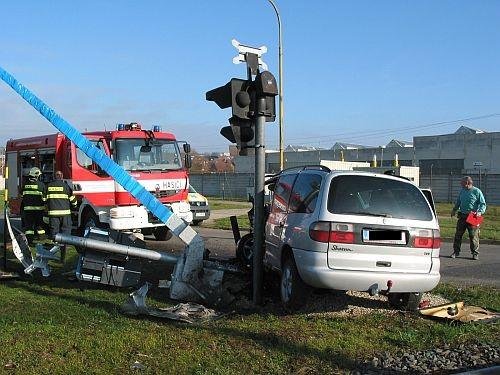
1, 1, 499, 153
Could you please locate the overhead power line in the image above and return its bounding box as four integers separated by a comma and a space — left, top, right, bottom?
283, 113, 500, 144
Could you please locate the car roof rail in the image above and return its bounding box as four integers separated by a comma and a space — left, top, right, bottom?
303, 165, 331, 172
383, 169, 411, 181
276, 165, 331, 175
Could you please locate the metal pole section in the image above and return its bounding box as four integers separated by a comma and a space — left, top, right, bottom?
268, 0, 284, 170
55, 233, 179, 264
253, 97, 266, 305
2, 166, 8, 271
2, 208, 6, 271
430, 164, 433, 190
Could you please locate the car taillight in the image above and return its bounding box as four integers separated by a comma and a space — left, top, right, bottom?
413, 229, 440, 249
309, 221, 330, 243
309, 222, 354, 244
330, 222, 355, 244
432, 229, 441, 249
414, 237, 433, 248
330, 231, 355, 243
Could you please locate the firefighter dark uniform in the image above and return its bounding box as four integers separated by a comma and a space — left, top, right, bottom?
21, 167, 46, 244
45, 178, 77, 239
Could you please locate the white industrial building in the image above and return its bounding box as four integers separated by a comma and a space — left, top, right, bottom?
232, 126, 500, 204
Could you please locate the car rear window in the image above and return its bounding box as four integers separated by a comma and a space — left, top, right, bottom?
328, 175, 433, 221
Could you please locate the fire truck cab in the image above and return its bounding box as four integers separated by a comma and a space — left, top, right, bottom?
5, 123, 193, 240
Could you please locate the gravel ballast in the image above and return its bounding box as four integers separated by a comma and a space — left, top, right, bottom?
353, 342, 500, 374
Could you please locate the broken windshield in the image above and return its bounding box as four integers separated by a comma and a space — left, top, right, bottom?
115, 138, 182, 171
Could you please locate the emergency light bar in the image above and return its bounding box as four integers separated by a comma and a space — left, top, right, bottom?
116, 122, 143, 131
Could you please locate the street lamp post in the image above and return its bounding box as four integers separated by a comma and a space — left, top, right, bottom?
267, 0, 284, 170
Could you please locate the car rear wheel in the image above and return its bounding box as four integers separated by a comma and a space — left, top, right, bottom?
236, 233, 254, 268
280, 256, 310, 311
154, 227, 173, 241
388, 292, 422, 311
192, 220, 203, 226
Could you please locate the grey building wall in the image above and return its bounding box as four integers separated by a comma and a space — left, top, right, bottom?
264, 147, 415, 173
232, 130, 500, 204
414, 132, 500, 174
254, 131, 500, 174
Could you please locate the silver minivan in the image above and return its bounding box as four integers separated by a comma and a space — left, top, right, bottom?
264, 166, 440, 310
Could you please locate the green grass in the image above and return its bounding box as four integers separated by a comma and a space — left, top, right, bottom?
436, 203, 500, 241
212, 215, 251, 231
434, 283, 500, 311
0, 248, 498, 374
0, 193, 498, 372
209, 199, 251, 211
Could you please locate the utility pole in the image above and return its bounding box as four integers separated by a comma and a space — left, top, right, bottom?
253, 96, 266, 304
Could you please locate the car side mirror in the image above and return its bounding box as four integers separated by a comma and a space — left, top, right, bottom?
183, 143, 191, 154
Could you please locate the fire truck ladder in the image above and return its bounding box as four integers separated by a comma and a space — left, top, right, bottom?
0, 66, 220, 303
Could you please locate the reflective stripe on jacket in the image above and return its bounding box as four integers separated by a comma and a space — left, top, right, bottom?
22, 180, 45, 211
45, 180, 77, 216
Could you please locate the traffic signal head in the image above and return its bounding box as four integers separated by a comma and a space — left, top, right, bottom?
219, 117, 255, 156
206, 78, 252, 120
254, 71, 278, 122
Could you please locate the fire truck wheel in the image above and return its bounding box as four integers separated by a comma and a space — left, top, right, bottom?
154, 227, 173, 241
81, 211, 103, 236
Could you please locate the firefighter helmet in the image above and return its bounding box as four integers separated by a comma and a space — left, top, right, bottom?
28, 167, 41, 178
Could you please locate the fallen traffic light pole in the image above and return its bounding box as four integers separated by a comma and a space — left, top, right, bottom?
0, 65, 227, 305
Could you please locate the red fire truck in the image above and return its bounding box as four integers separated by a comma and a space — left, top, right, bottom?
5, 122, 193, 240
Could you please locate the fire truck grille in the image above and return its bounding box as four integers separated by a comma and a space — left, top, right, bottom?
150, 190, 178, 198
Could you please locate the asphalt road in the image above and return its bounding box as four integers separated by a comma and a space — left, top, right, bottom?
145, 225, 500, 288
1, 215, 498, 288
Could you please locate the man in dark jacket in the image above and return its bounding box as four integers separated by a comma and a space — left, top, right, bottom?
21, 167, 46, 244
46, 170, 77, 260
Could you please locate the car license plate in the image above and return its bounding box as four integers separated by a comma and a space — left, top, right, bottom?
195, 213, 206, 217
362, 229, 406, 244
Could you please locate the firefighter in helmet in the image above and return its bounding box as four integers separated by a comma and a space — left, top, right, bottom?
21, 167, 46, 244
45, 170, 77, 261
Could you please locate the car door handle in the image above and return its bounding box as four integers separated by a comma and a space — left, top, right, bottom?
376, 261, 392, 267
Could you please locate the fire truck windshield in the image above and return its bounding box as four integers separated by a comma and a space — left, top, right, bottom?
115, 138, 182, 171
